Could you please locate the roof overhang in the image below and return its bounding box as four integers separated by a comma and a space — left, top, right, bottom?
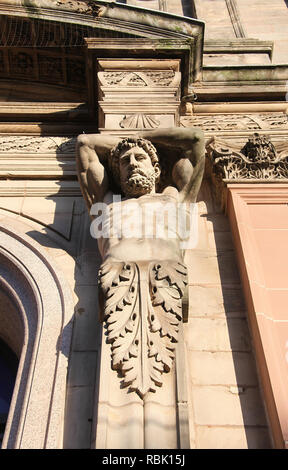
0, 0, 205, 90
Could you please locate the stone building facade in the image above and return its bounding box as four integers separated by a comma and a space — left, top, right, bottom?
0, 0, 288, 449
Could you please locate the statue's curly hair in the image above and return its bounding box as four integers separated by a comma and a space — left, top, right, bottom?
108, 137, 160, 183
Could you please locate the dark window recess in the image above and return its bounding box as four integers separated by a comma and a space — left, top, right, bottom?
0, 339, 18, 447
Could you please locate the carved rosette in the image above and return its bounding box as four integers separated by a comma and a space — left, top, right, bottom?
207, 134, 288, 180
98, 260, 187, 397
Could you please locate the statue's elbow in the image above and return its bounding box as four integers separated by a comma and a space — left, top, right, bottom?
193, 128, 204, 143
76, 134, 89, 148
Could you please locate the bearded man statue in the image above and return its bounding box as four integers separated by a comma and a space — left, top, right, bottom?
76, 128, 205, 397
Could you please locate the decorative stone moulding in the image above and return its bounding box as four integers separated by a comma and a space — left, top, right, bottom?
0, 136, 76, 178
0, 221, 74, 448
96, 59, 182, 132
181, 112, 288, 132
119, 114, 160, 129
207, 133, 288, 181
98, 260, 187, 398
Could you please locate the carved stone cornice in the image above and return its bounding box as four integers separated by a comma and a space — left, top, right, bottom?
206, 133, 288, 181
0, 136, 77, 178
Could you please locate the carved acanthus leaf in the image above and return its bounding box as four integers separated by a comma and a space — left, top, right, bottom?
206, 134, 288, 180
98, 260, 187, 398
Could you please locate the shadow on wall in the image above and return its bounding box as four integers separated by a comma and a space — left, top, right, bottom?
181, 0, 197, 19
19, 125, 103, 449
25, 205, 102, 449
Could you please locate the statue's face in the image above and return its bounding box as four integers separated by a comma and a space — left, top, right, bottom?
119, 146, 159, 197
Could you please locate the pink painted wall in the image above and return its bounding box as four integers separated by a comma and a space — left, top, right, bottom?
227, 184, 288, 449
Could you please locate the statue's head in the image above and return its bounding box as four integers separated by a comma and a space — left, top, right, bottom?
108, 137, 161, 197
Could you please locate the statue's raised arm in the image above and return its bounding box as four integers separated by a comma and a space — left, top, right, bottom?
76, 127, 205, 208
137, 127, 205, 202
76, 133, 121, 211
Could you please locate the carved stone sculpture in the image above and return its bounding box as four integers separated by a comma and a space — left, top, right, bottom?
207, 133, 288, 180
76, 128, 205, 397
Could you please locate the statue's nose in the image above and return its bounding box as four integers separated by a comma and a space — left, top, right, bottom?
129, 154, 138, 167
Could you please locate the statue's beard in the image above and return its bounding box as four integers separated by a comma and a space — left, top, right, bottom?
120, 168, 157, 197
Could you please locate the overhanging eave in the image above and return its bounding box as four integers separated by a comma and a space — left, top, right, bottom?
0, 0, 205, 84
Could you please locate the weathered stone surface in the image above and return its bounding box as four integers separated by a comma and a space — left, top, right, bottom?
185, 318, 251, 352
0, 223, 74, 449
196, 425, 271, 449
63, 386, 94, 449
192, 386, 268, 426
67, 351, 98, 387
204, 214, 232, 233
188, 285, 246, 318
187, 351, 259, 386
73, 285, 101, 351
187, 250, 241, 285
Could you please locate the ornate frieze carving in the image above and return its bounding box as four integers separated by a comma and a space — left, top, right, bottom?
181, 113, 288, 131
0, 136, 75, 153
99, 71, 179, 88
99, 260, 187, 397
207, 133, 288, 180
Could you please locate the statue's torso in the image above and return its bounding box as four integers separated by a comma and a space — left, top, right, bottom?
97, 188, 190, 262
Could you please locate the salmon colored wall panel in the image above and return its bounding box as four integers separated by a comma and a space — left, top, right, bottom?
227, 184, 288, 449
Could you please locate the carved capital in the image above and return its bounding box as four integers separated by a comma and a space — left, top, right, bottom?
206, 133, 288, 180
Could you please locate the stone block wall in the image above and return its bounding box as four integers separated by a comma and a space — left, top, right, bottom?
183, 180, 272, 448
0, 168, 274, 448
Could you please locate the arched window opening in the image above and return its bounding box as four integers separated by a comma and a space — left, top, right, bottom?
0, 339, 18, 447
